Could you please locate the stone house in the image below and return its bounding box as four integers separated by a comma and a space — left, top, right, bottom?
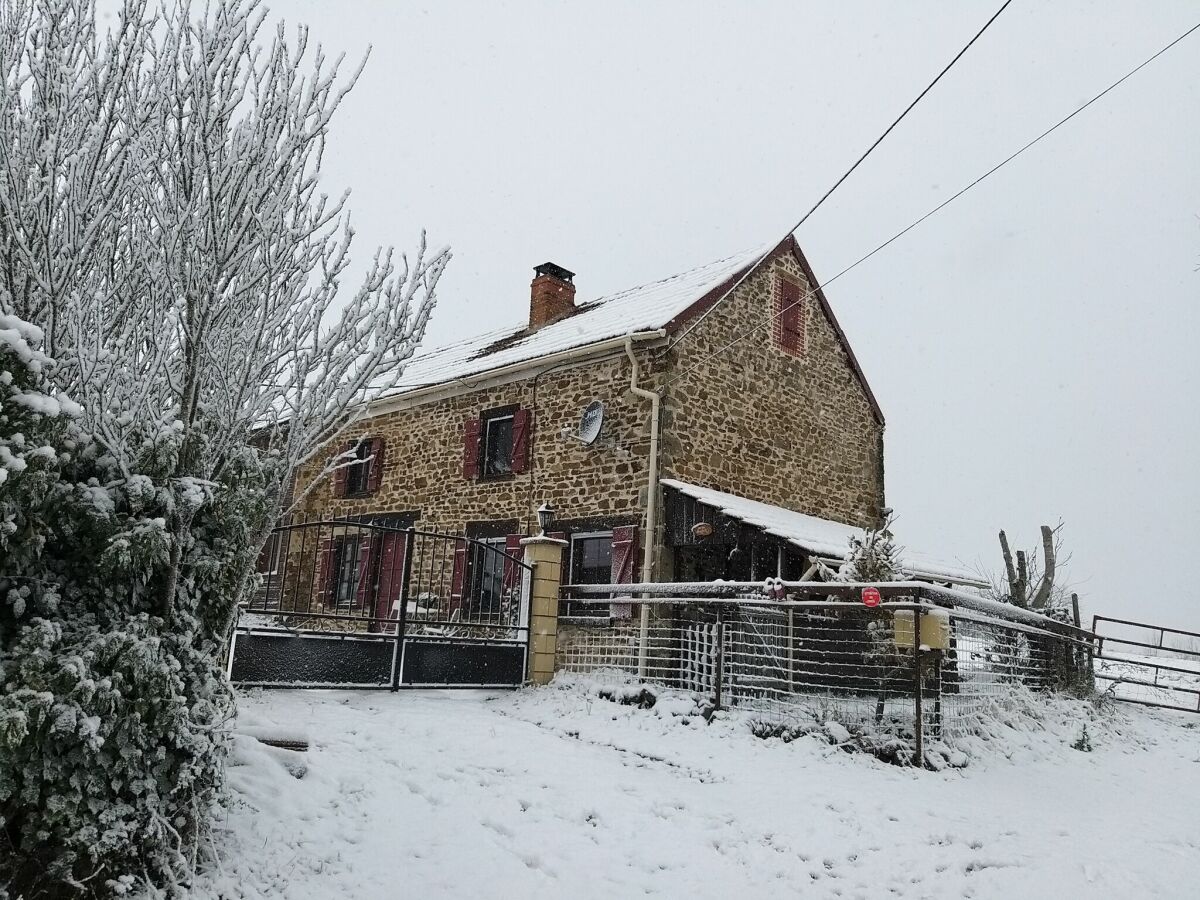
281, 235, 976, 621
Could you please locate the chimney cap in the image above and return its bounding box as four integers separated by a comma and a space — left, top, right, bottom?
534, 262, 575, 283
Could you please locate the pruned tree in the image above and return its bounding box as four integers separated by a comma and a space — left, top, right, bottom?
997, 523, 1065, 610
0, 1, 447, 893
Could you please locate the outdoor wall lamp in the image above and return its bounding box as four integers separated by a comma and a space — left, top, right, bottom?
537, 502, 554, 534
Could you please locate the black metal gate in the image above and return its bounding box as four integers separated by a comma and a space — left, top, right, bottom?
228, 520, 532, 689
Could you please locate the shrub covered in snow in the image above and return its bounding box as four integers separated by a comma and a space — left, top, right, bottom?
0, 320, 246, 893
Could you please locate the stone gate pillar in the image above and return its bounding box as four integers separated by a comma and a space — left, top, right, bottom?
521, 534, 567, 685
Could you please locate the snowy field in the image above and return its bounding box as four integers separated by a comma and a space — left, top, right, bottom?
192, 682, 1200, 900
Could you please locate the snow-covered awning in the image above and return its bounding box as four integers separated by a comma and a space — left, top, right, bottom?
661, 479, 985, 587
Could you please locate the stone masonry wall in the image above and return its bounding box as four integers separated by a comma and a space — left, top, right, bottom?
292, 349, 662, 534
663, 252, 885, 532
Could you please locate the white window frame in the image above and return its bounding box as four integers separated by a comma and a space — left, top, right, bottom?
481, 413, 515, 476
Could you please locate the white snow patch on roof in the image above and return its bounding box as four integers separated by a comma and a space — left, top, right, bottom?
388, 245, 767, 395
661, 478, 983, 585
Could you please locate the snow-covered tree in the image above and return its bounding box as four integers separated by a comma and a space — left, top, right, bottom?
0, 1, 447, 894
837, 515, 903, 583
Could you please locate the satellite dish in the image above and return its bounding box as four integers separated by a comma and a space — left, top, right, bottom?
578, 400, 604, 445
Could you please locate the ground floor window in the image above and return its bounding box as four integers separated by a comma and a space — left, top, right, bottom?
470, 536, 507, 617
333, 536, 363, 609
564, 531, 612, 617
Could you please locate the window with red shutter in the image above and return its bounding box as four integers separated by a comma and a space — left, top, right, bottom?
337, 439, 376, 496
776, 278, 805, 355
463, 418, 481, 479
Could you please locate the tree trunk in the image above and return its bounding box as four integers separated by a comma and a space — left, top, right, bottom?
1030, 525, 1056, 609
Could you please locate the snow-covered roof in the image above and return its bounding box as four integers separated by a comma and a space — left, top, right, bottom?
661, 479, 984, 586
386, 245, 768, 396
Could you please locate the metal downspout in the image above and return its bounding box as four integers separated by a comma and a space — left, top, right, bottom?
625, 336, 661, 679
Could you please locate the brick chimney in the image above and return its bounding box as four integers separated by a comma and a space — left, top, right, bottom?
529, 262, 576, 329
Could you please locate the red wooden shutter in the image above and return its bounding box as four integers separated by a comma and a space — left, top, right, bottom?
354, 534, 379, 611
611, 526, 638, 583
502, 533, 524, 595
449, 537, 468, 613
610, 526, 638, 619
462, 418, 481, 479
366, 438, 386, 493
318, 537, 338, 608
374, 532, 407, 630
511, 408, 532, 474
332, 442, 352, 497
777, 279, 803, 353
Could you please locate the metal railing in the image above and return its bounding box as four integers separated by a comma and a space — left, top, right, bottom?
557, 581, 1094, 765
251, 517, 532, 637
232, 519, 535, 690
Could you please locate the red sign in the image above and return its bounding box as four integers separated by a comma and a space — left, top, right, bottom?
862, 586, 881, 608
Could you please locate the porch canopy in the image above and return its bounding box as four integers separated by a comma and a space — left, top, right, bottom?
660, 479, 985, 588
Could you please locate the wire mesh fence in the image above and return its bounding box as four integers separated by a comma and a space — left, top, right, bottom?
557, 583, 1093, 763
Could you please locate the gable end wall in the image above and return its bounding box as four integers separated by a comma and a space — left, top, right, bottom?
663, 253, 885, 530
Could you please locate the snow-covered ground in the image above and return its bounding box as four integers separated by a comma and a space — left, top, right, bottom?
193, 682, 1200, 899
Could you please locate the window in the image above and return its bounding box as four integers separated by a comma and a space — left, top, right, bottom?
564, 531, 613, 617
464, 407, 531, 479
571, 532, 613, 584
470, 536, 507, 616
345, 442, 372, 495
482, 413, 514, 477
334, 437, 385, 497
332, 536, 364, 609
456, 521, 521, 619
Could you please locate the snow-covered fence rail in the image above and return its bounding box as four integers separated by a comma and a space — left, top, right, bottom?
556, 582, 1094, 764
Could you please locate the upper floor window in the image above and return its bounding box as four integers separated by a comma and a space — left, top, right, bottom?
345, 442, 372, 494
463, 406, 531, 479
333, 437, 385, 498
483, 412, 515, 476
774, 276, 806, 356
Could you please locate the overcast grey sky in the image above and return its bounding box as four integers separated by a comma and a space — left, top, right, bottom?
252, 1, 1198, 626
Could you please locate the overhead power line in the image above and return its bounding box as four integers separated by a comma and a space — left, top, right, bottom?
671, 0, 1014, 347
664, 16, 1200, 391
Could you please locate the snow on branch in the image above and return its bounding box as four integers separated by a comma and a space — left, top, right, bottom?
0, 0, 449, 497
